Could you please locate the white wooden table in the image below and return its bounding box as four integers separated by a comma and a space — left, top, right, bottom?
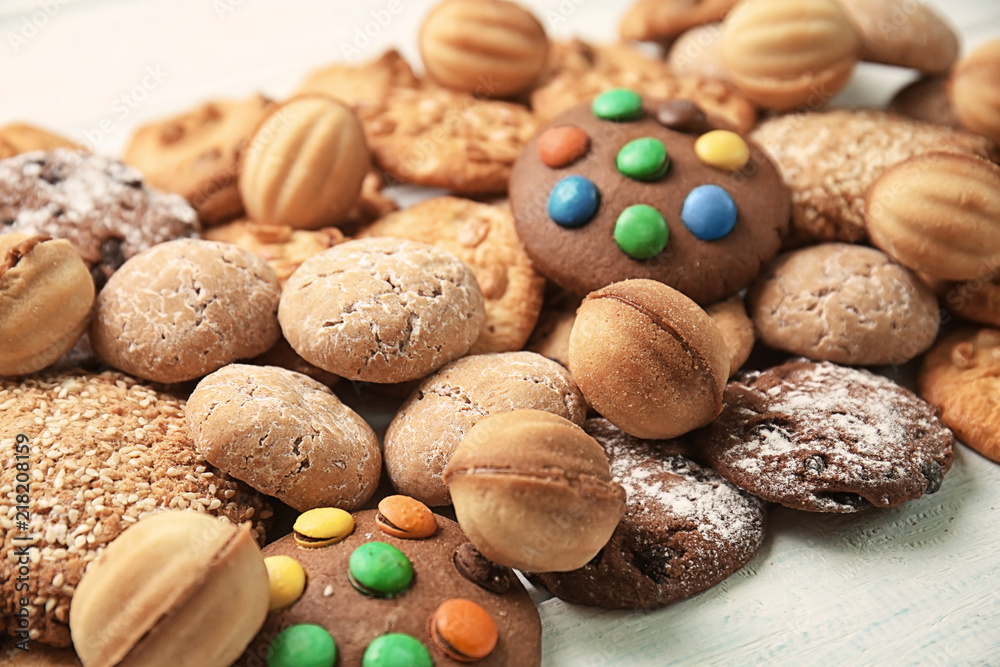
2, 1, 999, 664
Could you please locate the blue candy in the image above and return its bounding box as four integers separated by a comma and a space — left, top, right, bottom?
681, 184, 738, 240
548, 175, 600, 228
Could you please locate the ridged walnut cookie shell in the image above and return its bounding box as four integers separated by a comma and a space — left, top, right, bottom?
443, 409, 626, 573
865, 152, 1000, 282
721, 0, 860, 110
0, 234, 94, 377
420, 0, 549, 98
70, 511, 269, 667
239, 95, 370, 229
948, 39, 1000, 145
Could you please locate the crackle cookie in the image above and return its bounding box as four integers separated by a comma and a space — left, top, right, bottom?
531, 418, 766, 609
0, 149, 200, 289
0, 371, 270, 647
693, 360, 956, 512
750, 109, 998, 246
356, 87, 537, 194
295, 49, 422, 108
361, 197, 545, 354
620, 0, 737, 43
123, 94, 273, 225
510, 92, 789, 303
238, 508, 541, 666
919, 328, 1000, 463
0, 123, 83, 160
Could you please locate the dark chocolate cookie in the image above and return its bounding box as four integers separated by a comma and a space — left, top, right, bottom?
693, 360, 956, 512
239, 509, 541, 666
509, 92, 789, 304
531, 418, 766, 609
0, 148, 200, 289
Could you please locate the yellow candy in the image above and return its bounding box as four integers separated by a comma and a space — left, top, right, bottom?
293, 507, 355, 548
694, 130, 750, 171
264, 555, 307, 611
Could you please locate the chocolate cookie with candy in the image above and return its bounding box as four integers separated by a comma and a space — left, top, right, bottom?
509, 91, 790, 304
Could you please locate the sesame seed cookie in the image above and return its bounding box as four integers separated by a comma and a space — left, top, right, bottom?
0, 371, 270, 647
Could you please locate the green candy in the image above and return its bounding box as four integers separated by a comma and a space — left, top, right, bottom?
348, 542, 413, 597
616, 137, 670, 181
267, 624, 337, 667
362, 633, 433, 667
592, 89, 643, 121
614, 204, 669, 260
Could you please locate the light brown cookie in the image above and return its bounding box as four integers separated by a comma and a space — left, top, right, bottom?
750, 109, 998, 246
383, 351, 587, 506
294, 49, 421, 108
888, 75, 961, 128
919, 328, 1000, 463
948, 39, 1000, 146
361, 197, 544, 354
0, 123, 83, 159
667, 22, 730, 82
202, 219, 347, 284
838, 0, 959, 74
357, 87, 538, 194
922, 272, 1000, 328
705, 294, 755, 377
278, 237, 485, 384
90, 238, 282, 384
620, 0, 737, 43
0, 371, 270, 647
122, 95, 273, 225
187, 364, 381, 511
748, 243, 940, 366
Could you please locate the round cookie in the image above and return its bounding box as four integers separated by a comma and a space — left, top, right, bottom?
509, 94, 790, 304
383, 351, 586, 506
238, 509, 542, 667
361, 197, 545, 354
187, 364, 381, 512
693, 360, 956, 513
748, 243, 940, 366
705, 293, 755, 377
0, 371, 270, 647
278, 237, 485, 384
922, 272, 1000, 328
888, 75, 961, 128
531, 418, 766, 609
918, 328, 1000, 463
90, 238, 282, 384
0, 149, 200, 289
837, 0, 959, 74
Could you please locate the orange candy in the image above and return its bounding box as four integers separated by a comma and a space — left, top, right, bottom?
429, 598, 498, 662
537, 125, 590, 168
376, 495, 438, 539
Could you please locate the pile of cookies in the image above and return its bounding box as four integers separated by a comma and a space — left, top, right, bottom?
2, 0, 1000, 664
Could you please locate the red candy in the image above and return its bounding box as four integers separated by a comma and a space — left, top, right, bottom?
537, 125, 590, 168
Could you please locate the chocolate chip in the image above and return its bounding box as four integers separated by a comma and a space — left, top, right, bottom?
40, 162, 68, 185
633, 544, 676, 585
655, 99, 710, 134
100, 237, 127, 272
453, 543, 511, 594
922, 460, 944, 494
2, 218, 14, 227
90, 264, 109, 292
804, 455, 826, 474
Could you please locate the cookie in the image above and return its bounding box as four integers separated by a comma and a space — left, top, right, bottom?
294, 49, 421, 108
0, 123, 83, 160
278, 237, 485, 384
420, 0, 549, 99
923, 272, 1000, 328
918, 328, 1000, 463
239, 509, 542, 666
247, 336, 340, 388
750, 109, 998, 246
838, 0, 959, 74
524, 302, 578, 368
509, 94, 789, 303
187, 364, 381, 512
748, 243, 940, 366
0, 149, 200, 289
90, 238, 282, 384
705, 293, 755, 376
948, 39, 1000, 145
383, 351, 586, 506
2, 642, 80, 665
620, 0, 737, 43
0, 371, 270, 647
693, 360, 956, 513
531, 418, 766, 609
122, 95, 273, 225
667, 22, 729, 82
888, 75, 961, 128
361, 196, 545, 354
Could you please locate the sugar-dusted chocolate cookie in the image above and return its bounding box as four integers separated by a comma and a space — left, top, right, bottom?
919, 328, 1000, 463
531, 418, 766, 609
238, 509, 541, 666
0, 149, 199, 289
694, 360, 956, 513
509, 93, 789, 303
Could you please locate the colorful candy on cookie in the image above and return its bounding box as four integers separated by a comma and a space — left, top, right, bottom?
509, 90, 789, 304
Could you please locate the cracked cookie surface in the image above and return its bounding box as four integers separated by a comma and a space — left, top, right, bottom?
186, 364, 381, 511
